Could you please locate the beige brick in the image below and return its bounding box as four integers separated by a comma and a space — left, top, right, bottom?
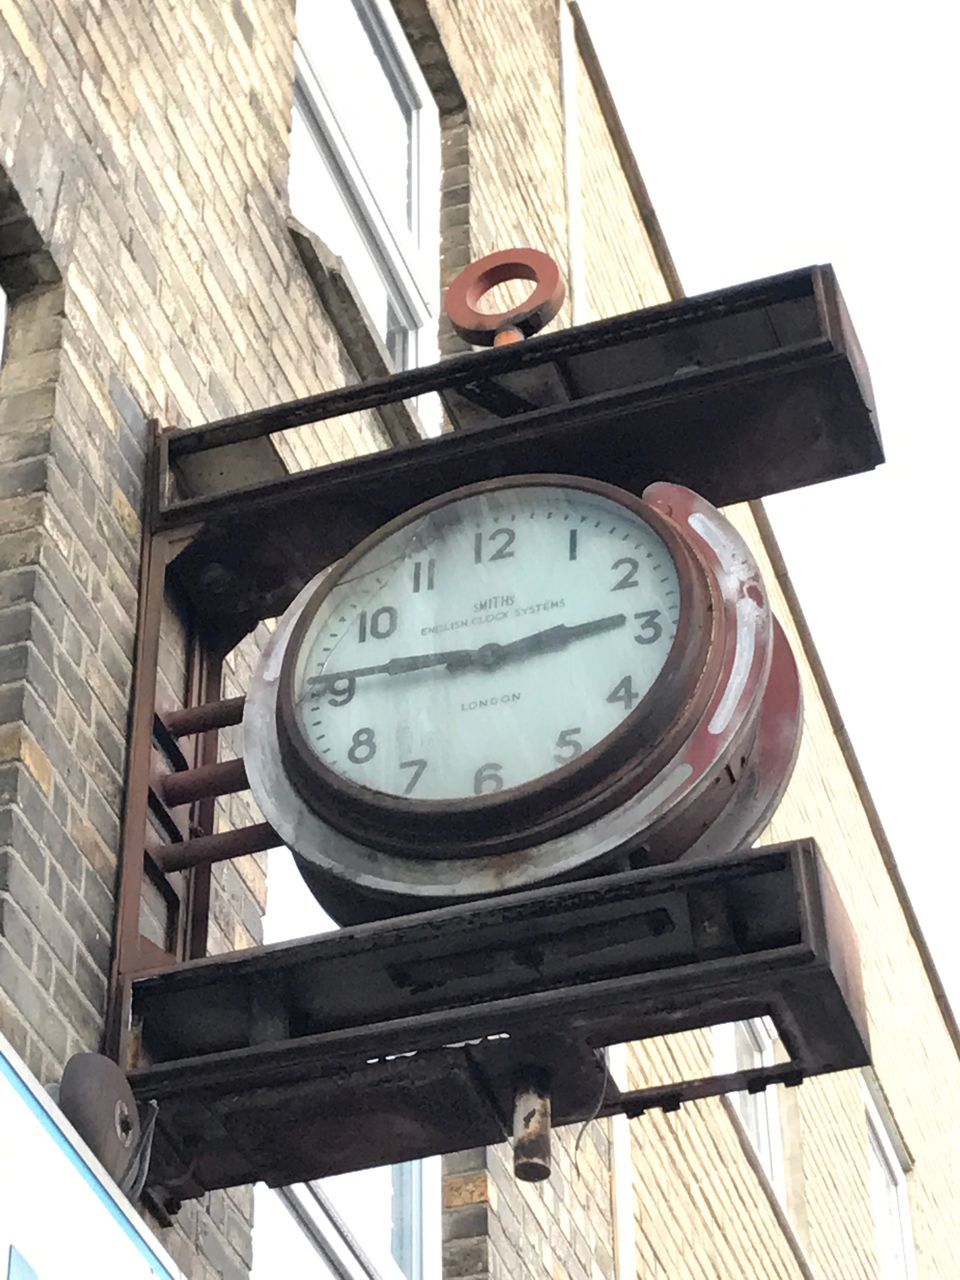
0, 0, 48, 85
445, 1172, 493, 1208
0, 722, 52, 794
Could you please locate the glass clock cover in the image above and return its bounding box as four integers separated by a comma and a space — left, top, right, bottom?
277, 480, 702, 823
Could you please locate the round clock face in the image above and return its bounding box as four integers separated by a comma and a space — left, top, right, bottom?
278, 478, 706, 834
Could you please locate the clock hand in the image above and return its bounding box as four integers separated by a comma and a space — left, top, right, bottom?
307, 614, 627, 689
445, 613, 627, 671
306, 647, 478, 688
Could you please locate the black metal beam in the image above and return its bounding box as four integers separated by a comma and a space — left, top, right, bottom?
128, 841, 868, 1205
162, 266, 828, 462
158, 266, 879, 651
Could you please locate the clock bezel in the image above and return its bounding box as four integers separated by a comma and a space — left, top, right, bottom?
275, 474, 721, 858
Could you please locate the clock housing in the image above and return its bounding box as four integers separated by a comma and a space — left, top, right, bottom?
276, 476, 718, 859
244, 478, 802, 923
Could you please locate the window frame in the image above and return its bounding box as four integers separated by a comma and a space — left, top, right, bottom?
714, 1017, 786, 1201
865, 1086, 917, 1280
267, 1174, 438, 1280
606, 1045, 637, 1280
291, 0, 439, 368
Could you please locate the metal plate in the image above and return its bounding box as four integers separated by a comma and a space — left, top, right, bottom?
161, 266, 880, 650
58, 1053, 141, 1185
127, 841, 868, 1205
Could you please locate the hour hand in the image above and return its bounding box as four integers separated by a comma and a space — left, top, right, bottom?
383, 649, 475, 675
307, 647, 476, 687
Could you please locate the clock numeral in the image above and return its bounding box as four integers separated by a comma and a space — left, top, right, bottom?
474, 762, 504, 794
568, 529, 578, 561
326, 676, 356, 707
358, 606, 398, 643
607, 676, 640, 711
633, 609, 663, 645
399, 757, 427, 794
554, 727, 583, 763
347, 726, 377, 763
412, 559, 435, 593
611, 557, 640, 590
474, 528, 516, 563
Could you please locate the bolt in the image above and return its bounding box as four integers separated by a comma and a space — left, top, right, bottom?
116, 1099, 134, 1145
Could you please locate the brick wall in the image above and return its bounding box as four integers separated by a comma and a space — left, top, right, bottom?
0, 2, 958, 1279
0, 1, 388, 1273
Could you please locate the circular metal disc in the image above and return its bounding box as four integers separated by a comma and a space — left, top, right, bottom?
59, 1053, 140, 1183
444, 248, 565, 344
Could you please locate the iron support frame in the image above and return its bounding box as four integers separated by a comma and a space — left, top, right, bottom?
107, 266, 879, 1070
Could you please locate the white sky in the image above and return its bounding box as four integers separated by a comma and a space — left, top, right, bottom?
583, 0, 960, 1011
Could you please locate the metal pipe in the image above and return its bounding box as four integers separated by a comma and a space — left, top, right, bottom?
154, 822, 278, 874
159, 757, 248, 808
105, 502, 169, 1060
163, 696, 246, 737
513, 1072, 552, 1182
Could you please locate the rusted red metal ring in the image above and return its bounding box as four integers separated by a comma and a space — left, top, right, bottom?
445, 248, 565, 345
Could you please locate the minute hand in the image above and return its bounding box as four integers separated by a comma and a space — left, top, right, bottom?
307, 614, 627, 687
446, 613, 626, 671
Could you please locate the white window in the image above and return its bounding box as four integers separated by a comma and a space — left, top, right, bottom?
291, 0, 439, 370
252, 849, 440, 1280
714, 1018, 785, 1199
255, 1174, 436, 1280
866, 1088, 916, 1280
606, 1045, 636, 1280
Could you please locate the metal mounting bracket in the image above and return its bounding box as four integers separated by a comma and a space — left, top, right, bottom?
124, 840, 868, 1210
107, 265, 879, 1081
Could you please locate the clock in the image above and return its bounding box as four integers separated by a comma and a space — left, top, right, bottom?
275, 475, 716, 856
244, 476, 801, 922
